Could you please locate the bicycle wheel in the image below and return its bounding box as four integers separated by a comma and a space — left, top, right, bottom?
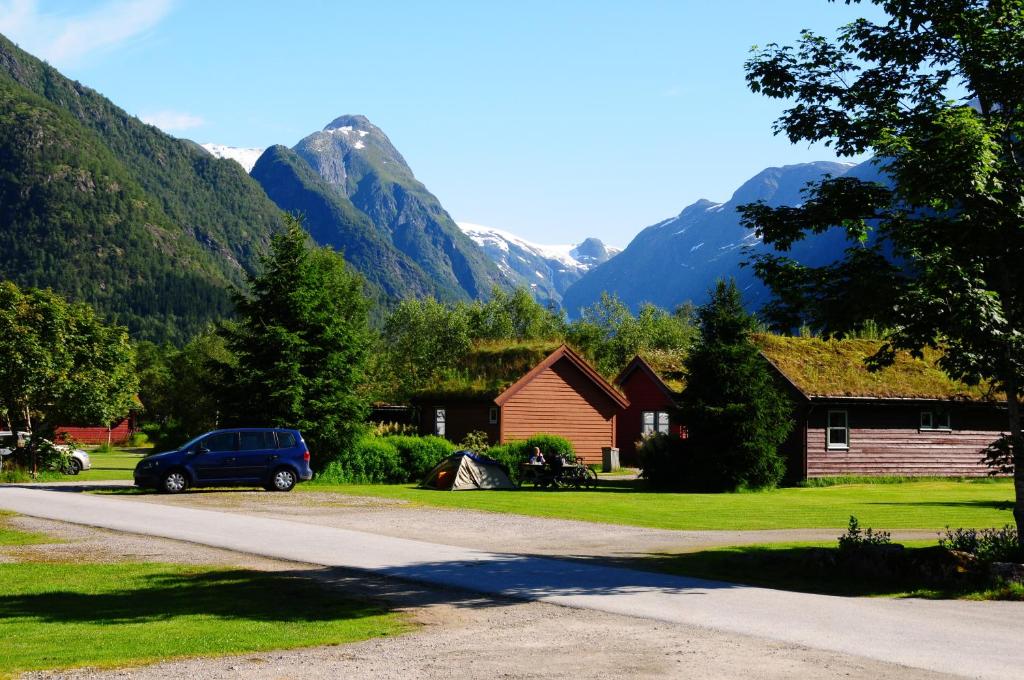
583, 467, 598, 489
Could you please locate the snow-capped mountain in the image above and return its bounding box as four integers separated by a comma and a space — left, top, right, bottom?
200, 143, 265, 173
458, 223, 619, 303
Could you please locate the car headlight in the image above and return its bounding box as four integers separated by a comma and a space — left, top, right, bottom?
138, 460, 158, 470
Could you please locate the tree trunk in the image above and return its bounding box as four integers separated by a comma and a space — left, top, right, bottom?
1007, 372, 1024, 547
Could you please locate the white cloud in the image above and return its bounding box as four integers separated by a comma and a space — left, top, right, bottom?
0, 0, 174, 68
140, 110, 204, 132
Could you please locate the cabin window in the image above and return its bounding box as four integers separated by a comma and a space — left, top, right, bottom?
920, 410, 951, 431
434, 408, 446, 437
827, 410, 848, 450
642, 411, 670, 436
489, 407, 498, 424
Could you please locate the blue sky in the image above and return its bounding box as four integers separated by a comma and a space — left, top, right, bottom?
0, 1, 884, 247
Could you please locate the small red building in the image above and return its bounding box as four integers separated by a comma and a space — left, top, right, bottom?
55, 414, 137, 446
613, 355, 687, 465
414, 344, 628, 465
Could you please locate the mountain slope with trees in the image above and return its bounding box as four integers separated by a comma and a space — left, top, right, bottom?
0, 34, 285, 341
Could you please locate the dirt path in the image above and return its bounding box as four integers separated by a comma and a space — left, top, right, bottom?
6, 515, 955, 680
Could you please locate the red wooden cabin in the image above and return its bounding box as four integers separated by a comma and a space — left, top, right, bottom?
613, 356, 686, 465
414, 344, 628, 466
55, 414, 137, 446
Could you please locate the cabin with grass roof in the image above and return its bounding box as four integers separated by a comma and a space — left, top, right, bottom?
412, 343, 628, 466
614, 353, 688, 465
757, 335, 1008, 479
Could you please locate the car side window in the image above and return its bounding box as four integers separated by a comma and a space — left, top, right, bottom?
202, 432, 237, 452
239, 431, 274, 451
277, 431, 296, 449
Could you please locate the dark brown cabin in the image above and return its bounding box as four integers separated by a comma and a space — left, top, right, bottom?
414, 344, 628, 466
613, 356, 686, 465
757, 335, 1008, 480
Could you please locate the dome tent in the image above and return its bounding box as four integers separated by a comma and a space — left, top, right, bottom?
421, 451, 516, 490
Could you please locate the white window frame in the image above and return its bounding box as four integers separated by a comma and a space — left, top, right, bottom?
434, 408, 446, 437
920, 410, 951, 431
641, 411, 670, 436
488, 407, 498, 424
827, 410, 849, 450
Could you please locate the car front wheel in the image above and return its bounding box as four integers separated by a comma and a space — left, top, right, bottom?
269, 468, 296, 492
161, 470, 188, 494
64, 458, 82, 475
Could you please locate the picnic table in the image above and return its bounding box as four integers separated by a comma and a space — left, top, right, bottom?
518, 460, 597, 490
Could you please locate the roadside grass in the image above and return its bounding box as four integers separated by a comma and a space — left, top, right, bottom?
0, 562, 409, 677
0, 511, 53, 546
625, 541, 1024, 601
303, 478, 1014, 531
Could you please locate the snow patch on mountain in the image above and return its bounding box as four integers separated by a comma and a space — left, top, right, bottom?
200, 144, 265, 173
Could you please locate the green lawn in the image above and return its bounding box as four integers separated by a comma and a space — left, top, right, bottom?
304, 478, 1015, 531
0, 562, 409, 677
629, 541, 1024, 600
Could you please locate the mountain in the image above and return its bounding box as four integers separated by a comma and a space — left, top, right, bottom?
0, 33, 288, 342
289, 115, 511, 300
199, 143, 265, 172
250, 145, 435, 299
561, 160, 883, 315
458, 223, 618, 303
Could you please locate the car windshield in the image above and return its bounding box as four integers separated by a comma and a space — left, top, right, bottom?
176, 433, 208, 452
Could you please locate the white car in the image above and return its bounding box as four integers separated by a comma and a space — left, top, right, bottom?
0, 431, 90, 474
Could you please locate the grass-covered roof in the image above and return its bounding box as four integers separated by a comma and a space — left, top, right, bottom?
755, 334, 1000, 401
414, 340, 564, 401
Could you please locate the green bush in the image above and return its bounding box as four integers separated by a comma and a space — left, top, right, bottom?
126, 432, 149, 447
522, 434, 575, 462
457, 430, 491, 455
636, 433, 689, 489
484, 434, 575, 484
317, 435, 403, 484
386, 435, 454, 482
940, 525, 1023, 563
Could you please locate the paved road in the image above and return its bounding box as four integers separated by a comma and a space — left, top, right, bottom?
2, 486, 1021, 679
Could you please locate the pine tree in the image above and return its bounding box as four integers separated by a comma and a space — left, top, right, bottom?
222, 215, 371, 469
679, 280, 792, 490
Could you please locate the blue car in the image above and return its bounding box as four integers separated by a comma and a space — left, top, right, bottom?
134, 428, 313, 493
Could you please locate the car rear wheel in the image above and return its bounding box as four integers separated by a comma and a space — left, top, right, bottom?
64, 458, 82, 475
270, 468, 296, 492
161, 470, 188, 494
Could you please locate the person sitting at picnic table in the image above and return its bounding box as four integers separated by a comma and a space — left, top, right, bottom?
528, 446, 545, 465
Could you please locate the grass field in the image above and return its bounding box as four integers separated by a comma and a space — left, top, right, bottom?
0, 562, 409, 677
305, 478, 1015, 531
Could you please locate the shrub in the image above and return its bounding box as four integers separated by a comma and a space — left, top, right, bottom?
93, 442, 116, 455
371, 421, 418, 436
317, 435, 402, 484
940, 525, 1023, 563
458, 430, 491, 455
386, 435, 455, 482
636, 433, 689, 489
837, 515, 892, 553
126, 432, 150, 447
523, 434, 575, 462
484, 434, 575, 484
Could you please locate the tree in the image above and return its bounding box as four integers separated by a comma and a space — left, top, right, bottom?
379, 297, 472, 399
678, 281, 792, 490
566, 293, 697, 376
0, 281, 137, 467
740, 0, 1024, 538
221, 216, 372, 469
